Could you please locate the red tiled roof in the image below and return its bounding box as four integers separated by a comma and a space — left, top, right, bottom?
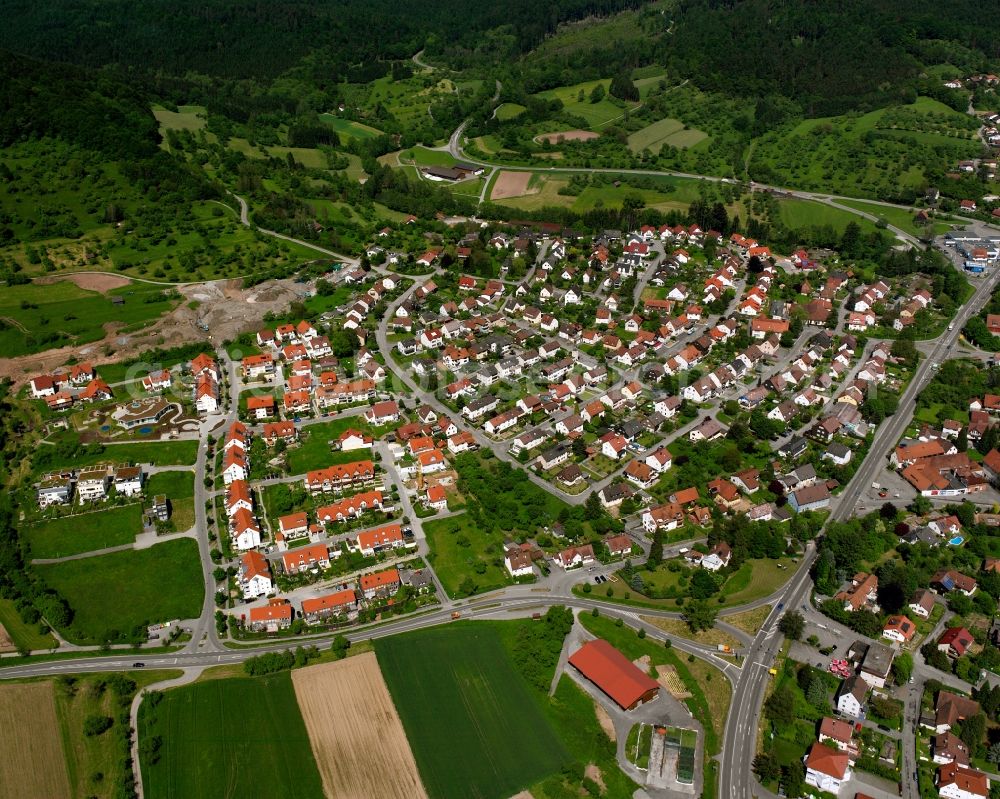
568, 639, 659, 709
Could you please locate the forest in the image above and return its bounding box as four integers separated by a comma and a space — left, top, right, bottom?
665, 0, 1000, 117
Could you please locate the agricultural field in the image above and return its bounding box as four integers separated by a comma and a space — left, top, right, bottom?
377, 624, 569, 799
535, 79, 638, 129
0, 278, 178, 357
319, 114, 384, 141
21, 503, 143, 559
36, 538, 204, 643
0, 682, 71, 799
627, 117, 707, 153
423, 513, 512, 598
139, 672, 325, 799
291, 653, 427, 799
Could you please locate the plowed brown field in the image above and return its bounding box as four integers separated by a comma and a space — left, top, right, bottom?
0, 682, 71, 799
291, 653, 428, 799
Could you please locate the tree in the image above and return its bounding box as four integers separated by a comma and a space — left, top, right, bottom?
806, 678, 829, 711
957, 713, 987, 753
987, 741, 1000, 765
648, 529, 664, 567
753, 752, 781, 782
585, 491, 603, 520
764, 684, 795, 726
589, 83, 606, 104
609, 72, 639, 102
891, 651, 913, 685
683, 599, 718, 632
778, 611, 805, 641
689, 569, 719, 599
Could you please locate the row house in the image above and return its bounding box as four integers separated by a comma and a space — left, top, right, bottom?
305, 460, 376, 495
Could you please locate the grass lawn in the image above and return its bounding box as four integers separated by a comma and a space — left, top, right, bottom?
0, 280, 178, 357
36, 439, 199, 474
0, 598, 56, 651
139, 672, 324, 799
777, 198, 880, 234
284, 417, 388, 475
423, 513, 512, 598
22, 504, 143, 559
495, 103, 527, 121
36, 538, 204, 643
146, 470, 195, 499
721, 558, 795, 605
152, 104, 208, 138
535, 79, 636, 129
318, 114, 383, 140
377, 624, 570, 799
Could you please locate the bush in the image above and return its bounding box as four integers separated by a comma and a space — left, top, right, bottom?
83, 714, 113, 736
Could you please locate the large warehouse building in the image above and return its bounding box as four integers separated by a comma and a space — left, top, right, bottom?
568, 639, 660, 710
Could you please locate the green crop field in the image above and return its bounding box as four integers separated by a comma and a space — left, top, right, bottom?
318, 115, 383, 140
22, 503, 143, 559
36, 538, 204, 643
0, 280, 178, 357
139, 673, 324, 799
627, 118, 706, 153
377, 625, 569, 799
495, 102, 526, 121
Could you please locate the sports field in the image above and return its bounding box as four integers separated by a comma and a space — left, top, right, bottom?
22, 503, 142, 559
376, 624, 569, 799
292, 653, 427, 799
0, 682, 71, 799
36, 538, 204, 643
140, 673, 325, 799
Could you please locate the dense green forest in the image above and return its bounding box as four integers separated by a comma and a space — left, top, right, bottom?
0, 0, 640, 79
666, 0, 1000, 116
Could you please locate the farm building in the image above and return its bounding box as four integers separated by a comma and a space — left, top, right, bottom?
568, 639, 659, 710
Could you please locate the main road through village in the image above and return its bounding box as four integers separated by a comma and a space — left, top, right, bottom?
7, 109, 1000, 798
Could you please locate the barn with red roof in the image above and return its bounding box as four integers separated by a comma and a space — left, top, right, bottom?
568, 639, 660, 710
